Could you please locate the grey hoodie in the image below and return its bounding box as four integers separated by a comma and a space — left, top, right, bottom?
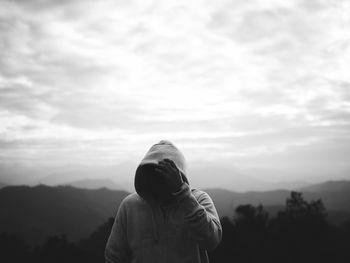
105, 140, 222, 263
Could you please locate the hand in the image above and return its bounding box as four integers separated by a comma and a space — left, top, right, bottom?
155, 158, 184, 193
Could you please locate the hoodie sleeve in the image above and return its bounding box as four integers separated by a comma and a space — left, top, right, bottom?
105, 199, 131, 263
173, 183, 222, 251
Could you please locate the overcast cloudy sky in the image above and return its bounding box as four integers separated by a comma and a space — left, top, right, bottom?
1, 0, 350, 190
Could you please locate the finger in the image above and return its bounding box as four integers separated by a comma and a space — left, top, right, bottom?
158, 160, 173, 170
163, 159, 177, 169
161, 159, 176, 169
157, 161, 168, 169
155, 164, 170, 173
156, 169, 168, 179
155, 167, 171, 180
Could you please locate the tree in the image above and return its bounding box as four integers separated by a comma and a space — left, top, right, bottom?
0, 232, 31, 263
79, 217, 114, 263
234, 204, 269, 230
209, 216, 235, 263
35, 234, 86, 263
283, 191, 327, 222
268, 191, 332, 263
209, 204, 269, 263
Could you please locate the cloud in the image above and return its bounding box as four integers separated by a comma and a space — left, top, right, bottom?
0, 0, 349, 187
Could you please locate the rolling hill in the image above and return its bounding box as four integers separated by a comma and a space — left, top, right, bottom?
0, 185, 129, 246
60, 178, 122, 190
300, 180, 350, 193
0, 180, 349, 246
205, 180, 350, 224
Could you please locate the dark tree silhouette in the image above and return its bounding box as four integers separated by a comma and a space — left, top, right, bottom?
0, 232, 31, 263
268, 191, 333, 263
34, 234, 87, 263
209, 216, 235, 263
2, 191, 350, 263
234, 204, 269, 229
209, 191, 350, 263
283, 191, 327, 222
209, 204, 269, 263
79, 217, 114, 263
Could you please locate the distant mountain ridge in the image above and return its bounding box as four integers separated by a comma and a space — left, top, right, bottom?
61, 178, 122, 190
0, 185, 129, 246
0, 180, 349, 246
30, 162, 137, 191
300, 180, 350, 192
205, 180, 350, 224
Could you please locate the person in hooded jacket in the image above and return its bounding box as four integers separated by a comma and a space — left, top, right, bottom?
105, 140, 222, 263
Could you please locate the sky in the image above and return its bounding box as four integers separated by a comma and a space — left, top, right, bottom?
0, 0, 350, 191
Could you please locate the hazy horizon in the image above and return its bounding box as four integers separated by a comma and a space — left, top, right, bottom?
1, 0, 350, 191
0, 160, 348, 192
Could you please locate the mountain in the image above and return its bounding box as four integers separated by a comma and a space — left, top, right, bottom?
0, 185, 129, 246
0, 182, 6, 189
1, 180, 349, 247
205, 180, 350, 224
61, 178, 122, 190
205, 188, 291, 218
33, 162, 137, 191
300, 180, 350, 193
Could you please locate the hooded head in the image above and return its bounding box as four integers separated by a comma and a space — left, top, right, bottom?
134, 140, 189, 203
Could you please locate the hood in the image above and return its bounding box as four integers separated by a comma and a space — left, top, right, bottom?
134, 140, 189, 200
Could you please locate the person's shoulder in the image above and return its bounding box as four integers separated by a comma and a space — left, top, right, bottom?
121, 192, 145, 207
190, 187, 211, 200
122, 192, 142, 203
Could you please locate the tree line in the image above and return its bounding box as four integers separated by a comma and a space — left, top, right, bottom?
1, 191, 350, 263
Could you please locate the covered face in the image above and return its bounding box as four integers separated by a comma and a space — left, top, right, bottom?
134, 140, 189, 204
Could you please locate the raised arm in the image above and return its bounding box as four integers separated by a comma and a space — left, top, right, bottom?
156, 158, 222, 251
173, 183, 222, 250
